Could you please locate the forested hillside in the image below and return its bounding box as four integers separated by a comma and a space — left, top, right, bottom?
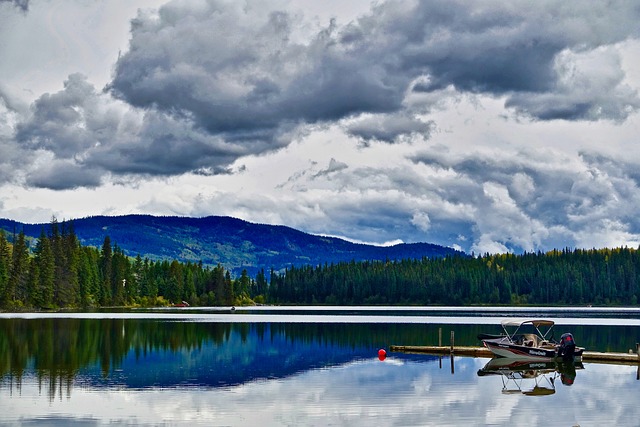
0, 221, 242, 309
0, 215, 461, 276
269, 248, 640, 305
1, 218, 639, 309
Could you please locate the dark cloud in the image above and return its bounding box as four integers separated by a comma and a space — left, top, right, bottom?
109, 0, 640, 143
16, 74, 103, 158
366, 0, 640, 120
412, 149, 576, 226
408, 146, 640, 253
13, 74, 288, 189
505, 47, 640, 121
0, 93, 28, 183
7, 0, 640, 192
25, 159, 103, 190
0, 0, 28, 12
346, 113, 434, 144
109, 3, 400, 144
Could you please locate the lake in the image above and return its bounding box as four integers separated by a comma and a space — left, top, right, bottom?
1, 307, 639, 426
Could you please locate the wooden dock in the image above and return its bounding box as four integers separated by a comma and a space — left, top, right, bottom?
390, 345, 492, 358
389, 345, 640, 365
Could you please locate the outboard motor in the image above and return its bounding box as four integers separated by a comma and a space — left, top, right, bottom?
559, 333, 576, 361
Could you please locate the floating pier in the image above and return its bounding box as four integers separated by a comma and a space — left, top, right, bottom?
391, 328, 640, 366
390, 345, 491, 358
389, 345, 640, 365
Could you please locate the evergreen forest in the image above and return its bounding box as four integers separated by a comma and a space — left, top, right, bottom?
1, 219, 640, 309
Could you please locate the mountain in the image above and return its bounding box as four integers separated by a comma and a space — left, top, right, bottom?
0, 215, 465, 276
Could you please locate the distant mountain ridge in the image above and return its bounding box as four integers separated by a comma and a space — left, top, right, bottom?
0, 215, 465, 276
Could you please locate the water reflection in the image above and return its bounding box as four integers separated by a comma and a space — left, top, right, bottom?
1, 319, 440, 398
1, 317, 639, 392
6, 356, 636, 426
1, 315, 639, 426
477, 359, 583, 395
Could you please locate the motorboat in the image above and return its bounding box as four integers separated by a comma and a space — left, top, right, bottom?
479, 319, 584, 361
477, 358, 583, 395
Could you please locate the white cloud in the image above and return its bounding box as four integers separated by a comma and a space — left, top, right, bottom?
411, 211, 431, 232
1, 0, 640, 254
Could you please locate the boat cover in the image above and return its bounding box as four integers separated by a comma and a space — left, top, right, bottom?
500, 319, 555, 328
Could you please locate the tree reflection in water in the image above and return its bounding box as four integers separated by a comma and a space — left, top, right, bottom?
1, 317, 639, 401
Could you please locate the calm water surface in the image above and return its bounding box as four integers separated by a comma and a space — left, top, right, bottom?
1, 307, 639, 426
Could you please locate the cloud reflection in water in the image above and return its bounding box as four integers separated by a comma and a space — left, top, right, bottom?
2, 357, 639, 426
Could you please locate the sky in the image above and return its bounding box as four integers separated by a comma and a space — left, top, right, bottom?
1, 0, 640, 255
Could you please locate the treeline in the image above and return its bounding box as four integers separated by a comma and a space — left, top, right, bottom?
268, 247, 640, 306
2, 218, 640, 308
0, 219, 267, 309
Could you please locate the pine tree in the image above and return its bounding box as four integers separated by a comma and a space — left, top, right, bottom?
52, 221, 80, 307
34, 229, 55, 308
212, 264, 226, 305
8, 230, 29, 305
99, 236, 113, 305
183, 265, 196, 304
0, 230, 10, 304
237, 269, 250, 297
223, 271, 234, 305
26, 259, 40, 307
78, 246, 100, 307
254, 268, 267, 298
131, 254, 144, 300
166, 260, 184, 303
139, 258, 157, 299
111, 245, 128, 305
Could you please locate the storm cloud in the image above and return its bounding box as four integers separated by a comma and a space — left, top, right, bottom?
236, 140, 640, 254
14, 73, 287, 188
2, 0, 640, 255
108, 2, 402, 140
0, 0, 28, 11
9, 0, 640, 190
109, 0, 640, 135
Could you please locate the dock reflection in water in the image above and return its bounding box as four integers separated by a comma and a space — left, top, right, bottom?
0, 313, 639, 426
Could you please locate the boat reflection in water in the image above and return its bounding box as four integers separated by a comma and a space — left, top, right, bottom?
477, 358, 583, 396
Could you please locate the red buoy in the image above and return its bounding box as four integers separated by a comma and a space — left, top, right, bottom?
378, 348, 387, 361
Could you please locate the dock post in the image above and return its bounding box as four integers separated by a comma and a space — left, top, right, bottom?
637, 343, 639, 380
450, 331, 455, 354
438, 328, 443, 369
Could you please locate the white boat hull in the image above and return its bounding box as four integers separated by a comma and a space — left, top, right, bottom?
483, 339, 583, 361
480, 319, 584, 361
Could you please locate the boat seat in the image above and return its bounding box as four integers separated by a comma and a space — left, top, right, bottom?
523, 334, 538, 347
